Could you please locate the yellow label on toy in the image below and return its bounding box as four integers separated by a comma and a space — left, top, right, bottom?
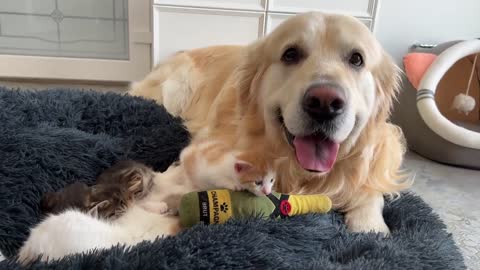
207, 189, 233, 224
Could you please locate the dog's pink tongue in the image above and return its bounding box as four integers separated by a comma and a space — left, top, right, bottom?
293, 135, 339, 172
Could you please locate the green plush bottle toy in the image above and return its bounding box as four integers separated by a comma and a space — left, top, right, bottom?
179, 189, 332, 228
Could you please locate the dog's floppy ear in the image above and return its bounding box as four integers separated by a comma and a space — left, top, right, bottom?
373, 52, 402, 121
234, 39, 266, 113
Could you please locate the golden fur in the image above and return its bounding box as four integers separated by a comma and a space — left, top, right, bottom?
130, 12, 411, 232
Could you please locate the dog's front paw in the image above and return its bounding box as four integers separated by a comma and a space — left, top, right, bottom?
345, 213, 390, 234
344, 193, 390, 235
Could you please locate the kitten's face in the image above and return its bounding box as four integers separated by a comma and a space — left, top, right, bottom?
234, 161, 276, 196
248, 170, 276, 196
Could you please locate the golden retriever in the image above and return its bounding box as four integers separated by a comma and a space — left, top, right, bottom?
129, 12, 411, 233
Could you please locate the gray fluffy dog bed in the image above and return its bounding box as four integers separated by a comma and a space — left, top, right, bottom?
0, 88, 465, 269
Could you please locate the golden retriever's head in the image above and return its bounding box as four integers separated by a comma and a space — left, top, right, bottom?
237, 12, 400, 175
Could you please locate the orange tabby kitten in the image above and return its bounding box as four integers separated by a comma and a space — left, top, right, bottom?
180, 139, 277, 196
140, 140, 281, 215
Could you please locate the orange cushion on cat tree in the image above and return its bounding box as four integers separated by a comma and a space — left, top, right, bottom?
403, 52, 437, 90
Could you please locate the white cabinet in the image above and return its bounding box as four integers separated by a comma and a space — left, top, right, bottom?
153, 7, 264, 62
0, 0, 381, 82
154, 0, 266, 11
153, 0, 380, 64
0, 0, 152, 82
268, 0, 376, 17
266, 13, 372, 34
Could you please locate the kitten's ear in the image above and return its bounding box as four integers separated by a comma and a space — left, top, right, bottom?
88, 205, 100, 218
234, 161, 253, 174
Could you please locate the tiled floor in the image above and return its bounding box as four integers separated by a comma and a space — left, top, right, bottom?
405, 152, 480, 269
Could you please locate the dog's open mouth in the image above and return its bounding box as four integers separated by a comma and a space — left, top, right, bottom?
278, 115, 340, 173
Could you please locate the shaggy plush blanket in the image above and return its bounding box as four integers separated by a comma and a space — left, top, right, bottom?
0, 88, 465, 269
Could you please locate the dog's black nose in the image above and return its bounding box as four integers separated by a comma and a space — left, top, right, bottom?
303, 86, 345, 122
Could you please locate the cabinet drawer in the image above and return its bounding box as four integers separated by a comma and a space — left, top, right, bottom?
268, 0, 376, 18
266, 13, 372, 34
153, 0, 265, 11
153, 6, 264, 64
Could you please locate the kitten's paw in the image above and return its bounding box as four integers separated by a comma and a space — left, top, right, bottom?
167, 208, 179, 216
17, 241, 45, 266
141, 201, 169, 214
158, 202, 169, 214
18, 210, 113, 265
17, 214, 69, 265
226, 183, 243, 192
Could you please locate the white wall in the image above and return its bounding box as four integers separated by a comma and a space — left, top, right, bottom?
375, 0, 480, 65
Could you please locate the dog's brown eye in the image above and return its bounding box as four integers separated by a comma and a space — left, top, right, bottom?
349, 52, 364, 67
255, 180, 262, 186
281, 47, 303, 65
270, 178, 274, 183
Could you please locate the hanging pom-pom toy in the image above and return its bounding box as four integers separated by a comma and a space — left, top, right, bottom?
452, 54, 477, 115
452, 93, 476, 114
